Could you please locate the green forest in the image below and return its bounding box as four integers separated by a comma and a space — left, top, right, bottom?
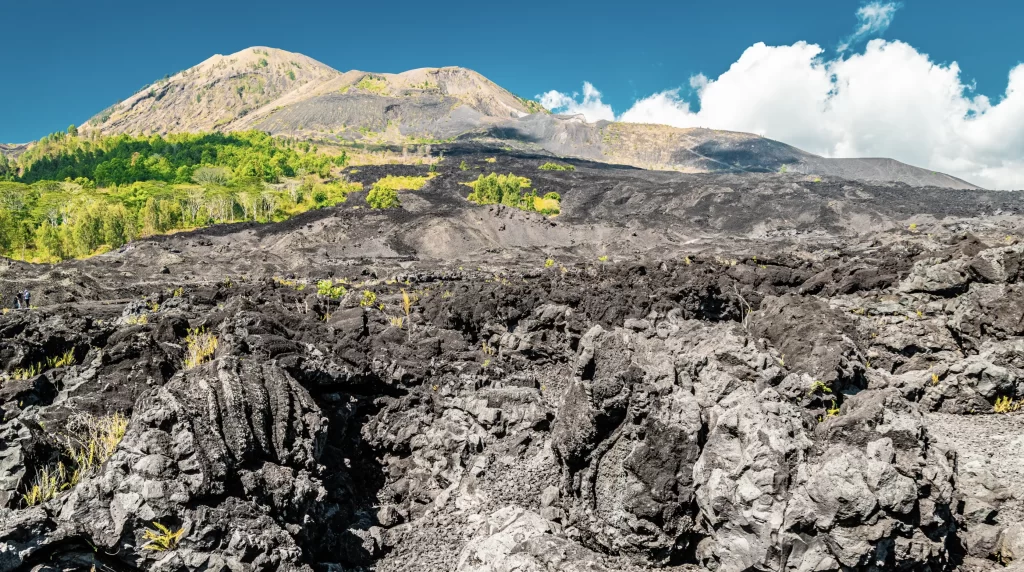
0, 130, 356, 262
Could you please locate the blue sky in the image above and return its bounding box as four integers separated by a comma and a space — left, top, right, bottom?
2, 0, 1019, 143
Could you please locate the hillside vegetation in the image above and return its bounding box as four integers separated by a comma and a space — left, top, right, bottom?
0, 130, 356, 262
466, 172, 560, 215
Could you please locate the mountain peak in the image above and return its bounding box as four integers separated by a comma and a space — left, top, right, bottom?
81, 48, 541, 139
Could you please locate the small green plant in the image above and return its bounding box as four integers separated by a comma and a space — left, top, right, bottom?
909, 223, 918, 231
126, 314, 149, 326
808, 380, 832, 395
826, 400, 841, 417
366, 184, 400, 209
539, 162, 575, 171
401, 290, 412, 319
184, 328, 218, 369
22, 463, 71, 506
598, 255, 609, 263
142, 522, 185, 551
459, 160, 469, 171
485, 157, 497, 163
994, 396, 1020, 414
481, 341, 496, 356
545, 258, 555, 268
931, 373, 940, 385
360, 290, 378, 307
442, 290, 453, 299
12, 363, 42, 380
389, 316, 404, 329
317, 280, 347, 300
47, 349, 76, 369
171, 287, 184, 297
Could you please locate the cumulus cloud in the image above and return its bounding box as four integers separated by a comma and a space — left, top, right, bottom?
540, 39, 1024, 189
537, 82, 615, 123
839, 1, 902, 52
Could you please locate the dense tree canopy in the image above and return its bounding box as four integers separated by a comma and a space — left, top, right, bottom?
0, 131, 357, 262
17, 130, 345, 185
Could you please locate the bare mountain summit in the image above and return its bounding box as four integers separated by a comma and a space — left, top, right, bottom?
78, 46, 979, 189
82, 46, 540, 140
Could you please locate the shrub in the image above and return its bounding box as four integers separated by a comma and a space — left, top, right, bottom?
459, 160, 468, 171
466, 173, 531, 207
533, 195, 560, 215
184, 327, 218, 369
360, 290, 378, 307
317, 279, 346, 299
539, 162, 575, 171
366, 184, 400, 209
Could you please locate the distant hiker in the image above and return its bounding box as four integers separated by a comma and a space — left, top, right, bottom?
14, 292, 21, 310
22, 290, 30, 308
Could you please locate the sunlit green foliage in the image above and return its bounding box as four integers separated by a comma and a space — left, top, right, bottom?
465, 173, 561, 215
17, 130, 346, 185
0, 178, 356, 261
0, 131, 358, 262
366, 184, 400, 209
538, 162, 575, 171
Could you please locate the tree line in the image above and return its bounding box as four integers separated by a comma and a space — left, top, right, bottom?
15, 129, 345, 185
0, 130, 356, 262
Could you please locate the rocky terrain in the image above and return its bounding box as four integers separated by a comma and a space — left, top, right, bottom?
0, 145, 1023, 571
58, 46, 978, 190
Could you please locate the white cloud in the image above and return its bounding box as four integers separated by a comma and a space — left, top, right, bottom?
540, 39, 1024, 189
537, 81, 615, 123
839, 1, 902, 52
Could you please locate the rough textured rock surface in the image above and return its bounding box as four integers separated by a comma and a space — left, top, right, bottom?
2, 146, 1024, 570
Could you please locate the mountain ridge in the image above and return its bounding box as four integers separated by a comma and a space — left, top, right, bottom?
56, 46, 978, 189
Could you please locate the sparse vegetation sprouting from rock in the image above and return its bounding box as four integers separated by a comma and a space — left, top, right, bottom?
539, 162, 575, 171
142, 522, 185, 551
22, 413, 129, 507
183, 327, 218, 369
